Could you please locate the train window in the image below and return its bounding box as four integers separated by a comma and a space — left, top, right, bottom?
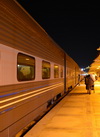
42, 61, 50, 79
60, 67, 63, 78
17, 53, 35, 81
54, 65, 59, 78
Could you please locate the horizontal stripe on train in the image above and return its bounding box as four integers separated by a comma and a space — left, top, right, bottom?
0, 81, 63, 98
0, 83, 63, 110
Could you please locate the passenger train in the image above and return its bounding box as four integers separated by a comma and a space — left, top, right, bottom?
0, 1, 83, 137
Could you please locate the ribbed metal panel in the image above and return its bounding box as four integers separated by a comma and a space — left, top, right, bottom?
0, 79, 63, 95
0, 0, 65, 65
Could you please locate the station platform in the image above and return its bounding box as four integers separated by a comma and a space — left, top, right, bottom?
24, 80, 100, 137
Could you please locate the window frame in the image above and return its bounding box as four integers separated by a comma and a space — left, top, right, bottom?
42, 60, 51, 79
17, 53, 35, 82
54, 64, 59, 78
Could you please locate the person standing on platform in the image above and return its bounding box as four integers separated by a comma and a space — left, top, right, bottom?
85, 74, 95, 94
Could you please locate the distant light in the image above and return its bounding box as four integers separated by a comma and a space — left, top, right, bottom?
81, 68, 84, 71
54, 65, 58, 68
26, 58, 29, 60
97, 47, 100, 51
97, 66, 100, 69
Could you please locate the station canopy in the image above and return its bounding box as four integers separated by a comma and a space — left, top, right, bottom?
89, 47, 100, 73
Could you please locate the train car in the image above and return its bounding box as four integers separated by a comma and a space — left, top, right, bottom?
0, 1, 82, 137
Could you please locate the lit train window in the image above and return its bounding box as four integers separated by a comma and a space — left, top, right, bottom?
60, 67, 63, 78
54, 65, 59, 78
42, 61, 50, 79
17, 53, 35, 81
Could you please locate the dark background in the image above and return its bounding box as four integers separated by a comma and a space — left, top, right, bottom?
16, 0, 100, 68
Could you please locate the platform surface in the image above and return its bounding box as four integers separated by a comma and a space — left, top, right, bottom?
24, 80, 100, 137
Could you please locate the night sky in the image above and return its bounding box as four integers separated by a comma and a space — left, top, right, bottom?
16, 0, 100, 68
